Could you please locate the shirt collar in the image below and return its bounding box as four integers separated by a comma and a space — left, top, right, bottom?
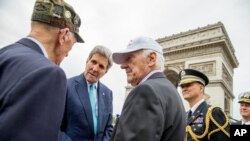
26, 36, 48, 58
242, 120, 250, 125
190, 99, 205, 113
87, 81, 98, 90
139, 70, 161, 85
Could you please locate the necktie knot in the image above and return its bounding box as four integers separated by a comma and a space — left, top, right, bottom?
89, 84, 95, 91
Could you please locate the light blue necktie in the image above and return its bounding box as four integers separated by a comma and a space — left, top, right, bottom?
89, 84, 97, 135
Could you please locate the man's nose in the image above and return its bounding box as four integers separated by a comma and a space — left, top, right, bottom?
92, 65, 99, 71
120, 63, 127, 69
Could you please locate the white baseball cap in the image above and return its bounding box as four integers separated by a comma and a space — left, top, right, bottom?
112, 36, 163, 64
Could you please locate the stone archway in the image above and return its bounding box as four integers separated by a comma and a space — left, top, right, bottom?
164, 69, 179, 87
157, 22, 238, 116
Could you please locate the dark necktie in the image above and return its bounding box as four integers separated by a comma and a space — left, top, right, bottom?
187, 110, 192, 121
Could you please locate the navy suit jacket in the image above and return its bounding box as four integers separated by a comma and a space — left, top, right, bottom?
59, 74, 113, 141
0, 38, 67, 141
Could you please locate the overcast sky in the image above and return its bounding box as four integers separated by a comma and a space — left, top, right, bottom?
0, 0, 249, 120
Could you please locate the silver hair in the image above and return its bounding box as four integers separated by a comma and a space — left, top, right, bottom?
142, 49, 164, 71
87, 45, 113, 71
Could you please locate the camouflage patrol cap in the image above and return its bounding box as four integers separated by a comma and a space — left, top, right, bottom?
238, 92, 250, 104
31, 0, 84, 43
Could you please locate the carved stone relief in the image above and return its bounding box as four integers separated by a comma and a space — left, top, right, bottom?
189, 61, 216, 76
165, 45, 223, 60
166, 62, 185, 71
161, 28, 223, 48
224, 93, 230, 114
222, 64, 233, 88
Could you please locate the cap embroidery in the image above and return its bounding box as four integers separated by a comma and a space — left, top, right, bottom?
65, 10, 71, 18
181, 70, 186, 78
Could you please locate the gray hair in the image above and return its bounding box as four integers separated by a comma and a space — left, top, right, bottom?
87, 45, 113, 71
142, 49, 164, 71
31, 21, 57, 31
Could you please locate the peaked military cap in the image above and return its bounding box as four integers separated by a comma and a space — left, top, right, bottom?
238, 92, 250, 104
179, 69, 209, 86
31, 0, 84, 43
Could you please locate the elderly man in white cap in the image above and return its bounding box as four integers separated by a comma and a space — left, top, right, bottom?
111, 36, 186, 141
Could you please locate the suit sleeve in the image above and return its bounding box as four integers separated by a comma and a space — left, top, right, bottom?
209, 107, 230, 141
0, 66, 67, 141
58, 91, 72, 141
112, 84, 164, 141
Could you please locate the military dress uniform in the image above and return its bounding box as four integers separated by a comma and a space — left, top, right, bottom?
186, 101, 230, 141
179, 69, 230, 141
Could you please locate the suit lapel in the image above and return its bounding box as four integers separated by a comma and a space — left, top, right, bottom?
74, 75, 95, 134
97, 84, 106, 132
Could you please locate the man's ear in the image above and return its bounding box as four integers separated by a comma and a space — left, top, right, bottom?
200, 84, 205, 92
58, 28, 70, 45
147, 52, 157, 66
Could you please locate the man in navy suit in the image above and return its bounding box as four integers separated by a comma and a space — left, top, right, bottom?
0, 0, 84, 141
59, 46, 113, 141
